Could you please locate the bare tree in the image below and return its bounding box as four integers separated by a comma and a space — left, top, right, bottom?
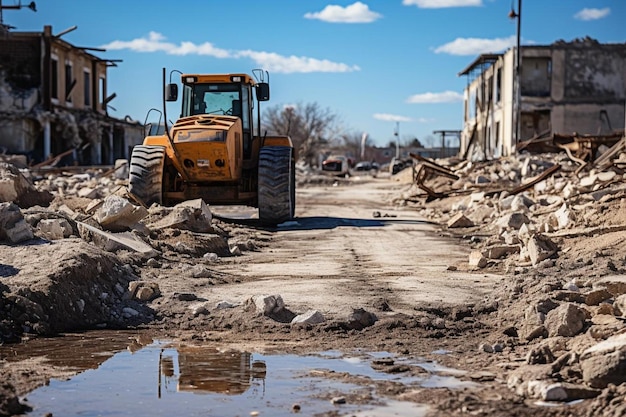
262, 102, 340, 166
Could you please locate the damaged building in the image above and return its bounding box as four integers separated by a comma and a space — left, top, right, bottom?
0, 24, 145, 166
459, 38, 626, 161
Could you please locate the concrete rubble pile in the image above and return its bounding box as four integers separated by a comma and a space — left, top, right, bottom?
400, 148, 626, 407
0, 161, 244, 342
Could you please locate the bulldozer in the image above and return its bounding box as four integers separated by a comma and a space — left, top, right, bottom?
128, 69, 295, 225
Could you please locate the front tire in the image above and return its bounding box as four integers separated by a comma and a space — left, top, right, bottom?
258, 146, 295, 225
128, 145, 165, 206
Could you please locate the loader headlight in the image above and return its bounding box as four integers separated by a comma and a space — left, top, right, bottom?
184, 76, 197, 83
231, 76, 242, 82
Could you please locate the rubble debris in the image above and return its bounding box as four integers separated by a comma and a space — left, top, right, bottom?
144, 199, 213, 233
93, 194, 149, 232
409, 152, 459, 199
0, 163, 53, 208
446, 212, 474, 228
292, 310, 325, 324
0, 202, 33, 243
580, 333, 626, 388
76, 220, 159, 258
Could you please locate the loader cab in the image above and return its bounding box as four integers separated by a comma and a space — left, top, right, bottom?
175, 75, 257, 158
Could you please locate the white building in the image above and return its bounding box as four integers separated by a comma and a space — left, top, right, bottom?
458, 38, 626, 161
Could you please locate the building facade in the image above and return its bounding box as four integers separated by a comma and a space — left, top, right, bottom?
458, 38, 626, 161
0, 25, 145, 165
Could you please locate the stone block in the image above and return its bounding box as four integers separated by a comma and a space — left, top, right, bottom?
291, 310, 325, 324
447, 212, 474, 228
469, 251, 487, 268
544, 303, 586, 337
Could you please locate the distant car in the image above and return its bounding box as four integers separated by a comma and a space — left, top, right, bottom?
322, 155, 350, 176
354, 161, 379, 171
390, 158, 411, 175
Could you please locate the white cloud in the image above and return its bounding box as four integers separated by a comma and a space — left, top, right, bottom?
574, 7, 610, 21
433, 35, 516, 55
373, 113, 412, 122
101, 32, 359, 74
402, 0, 482, 8
406, 91, 463, 104
236, 50, 360, 73
416, 117, 436, 123
101, 31, 231, 58
304, 2, 382, 23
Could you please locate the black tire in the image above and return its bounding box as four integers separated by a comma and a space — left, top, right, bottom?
128, 145, 165, 206
258, 146, 295, 225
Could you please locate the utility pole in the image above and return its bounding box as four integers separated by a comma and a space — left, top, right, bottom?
0, 1, 37, 29
394, 121, 400, 159
509, 0, 522, 146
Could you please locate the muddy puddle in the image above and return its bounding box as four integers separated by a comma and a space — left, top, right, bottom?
1, 331, 478, 416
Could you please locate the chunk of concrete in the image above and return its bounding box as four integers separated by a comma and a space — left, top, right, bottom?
482, 244, 520, 259
250, 294, 285, 316
544, 303, 586, 337
93, 195, 149, 232
580, 332, 626, 388
0, 202, 33, 243
37, 218, 73, 240
291, 310, 325, 324
447, 212, 474, 228
148, 199, 213, 233
0, 162, 53, 208
527, 233, 558, 266
496, 212, 531, 230
469, 251, 487, 268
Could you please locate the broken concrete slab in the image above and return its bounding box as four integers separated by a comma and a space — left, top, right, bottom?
93, 195, 149, 232
76, 220, 159, 258
36, 218, 73, 240
482, 244, 520, 259
544, 302, 586, 337
527, 233, 558, 266
291, 310, 325, 324
446, 212, 474, 228
580, 332, 626, 388
145, 199, 213, 233
0, 163, 53, 208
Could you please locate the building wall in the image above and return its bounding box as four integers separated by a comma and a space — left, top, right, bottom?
0, 33, 41, 92
49, 41, 108, 113
461, 40, 626, 161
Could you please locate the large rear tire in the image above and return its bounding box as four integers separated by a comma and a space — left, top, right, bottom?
128, 145, 166, 206
258, 146, 295, 225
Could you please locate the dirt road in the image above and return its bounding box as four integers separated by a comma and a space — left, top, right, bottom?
198, 178, 502, 320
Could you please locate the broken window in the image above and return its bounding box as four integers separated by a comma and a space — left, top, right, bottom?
84, 69, 91, 106
495, 68, 501, 103
521, 58, 551, 97
51, 57, 58, 100
65, 61, 75, 103
99, 77, 105, 110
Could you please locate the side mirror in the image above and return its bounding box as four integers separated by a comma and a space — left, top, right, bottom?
256, 83, 269, 101
165, 83, 178, 101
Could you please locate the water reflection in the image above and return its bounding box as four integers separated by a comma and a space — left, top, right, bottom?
157, 345, 267, 397
10, 335, 476, 416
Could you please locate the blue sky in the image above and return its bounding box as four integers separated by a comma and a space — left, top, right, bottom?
4, 0, 625, 147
